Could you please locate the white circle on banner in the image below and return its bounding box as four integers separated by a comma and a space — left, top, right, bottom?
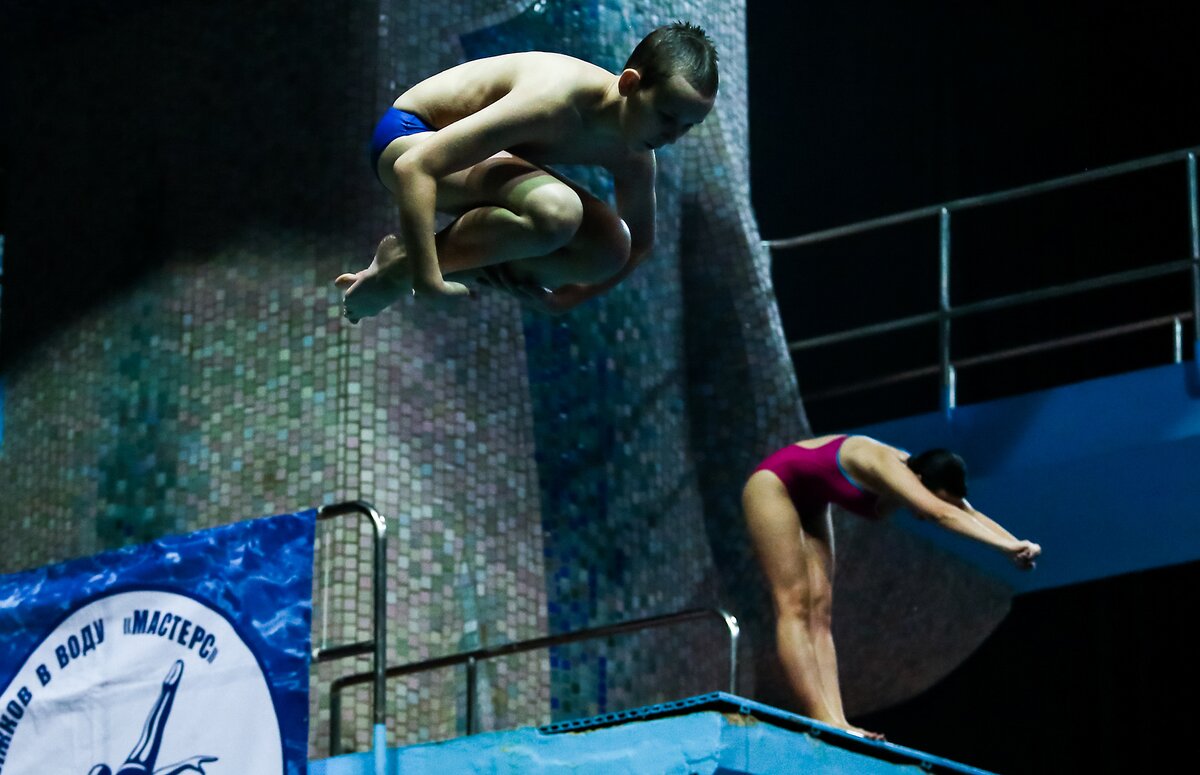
0, 589, 283, 775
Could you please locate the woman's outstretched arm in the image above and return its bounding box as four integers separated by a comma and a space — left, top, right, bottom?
851, 441, 1042, 569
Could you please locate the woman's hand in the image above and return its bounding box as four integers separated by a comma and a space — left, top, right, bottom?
1007, 540, 1041, 570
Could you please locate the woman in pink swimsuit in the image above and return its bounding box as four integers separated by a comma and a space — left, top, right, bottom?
743, 435, 1041, 741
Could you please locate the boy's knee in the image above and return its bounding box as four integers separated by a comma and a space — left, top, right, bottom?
525, 185, 584, 249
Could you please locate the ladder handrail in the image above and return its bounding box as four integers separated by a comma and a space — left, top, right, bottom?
312, 501, 388, 755
327, 606, 740, 755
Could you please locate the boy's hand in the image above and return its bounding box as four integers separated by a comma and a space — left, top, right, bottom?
477, 265, 570, 314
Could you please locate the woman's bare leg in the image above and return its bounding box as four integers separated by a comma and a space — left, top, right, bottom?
798, 505, 858, 734
743, 471, 883, 740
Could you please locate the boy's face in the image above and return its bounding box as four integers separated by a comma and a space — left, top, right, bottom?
624, 73, 714, 151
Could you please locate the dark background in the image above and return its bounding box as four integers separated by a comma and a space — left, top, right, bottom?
753, 0, 1199, 433
0, 1, 365, 369
747, 2, 1200, 772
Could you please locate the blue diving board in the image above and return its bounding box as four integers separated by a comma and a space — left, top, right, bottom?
310, 692, 995, 774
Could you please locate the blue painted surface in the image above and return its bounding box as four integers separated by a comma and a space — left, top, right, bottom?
308, 693, 994, 774
845, 362, 1200, 592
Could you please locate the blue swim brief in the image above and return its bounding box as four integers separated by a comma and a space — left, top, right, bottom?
369, 107, 434, 176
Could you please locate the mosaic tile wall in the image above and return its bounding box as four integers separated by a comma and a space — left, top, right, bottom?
0, 1, 549, 757
450, 0, 805, 718
0, 0, 1012, 759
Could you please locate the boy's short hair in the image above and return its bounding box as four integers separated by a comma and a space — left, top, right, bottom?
907, 449, 968, 498
624, 21, 719, 97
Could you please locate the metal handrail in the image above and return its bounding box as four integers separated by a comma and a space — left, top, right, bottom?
313, 501, 388, 763
787, 260, 1196, 353
328, 607, 740, 755
768, 147, 1200, 409
767, 145, 1200, 250
800, 312, 1193, 402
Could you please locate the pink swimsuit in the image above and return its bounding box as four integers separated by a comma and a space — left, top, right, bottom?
754, 436, 881, 519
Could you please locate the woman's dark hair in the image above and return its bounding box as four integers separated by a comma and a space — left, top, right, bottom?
906, 449, 968, 498
624, 21, 719, 97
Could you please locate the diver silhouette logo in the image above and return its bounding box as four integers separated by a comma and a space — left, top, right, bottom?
86, 661, 218, 775
2, 590, 284, 773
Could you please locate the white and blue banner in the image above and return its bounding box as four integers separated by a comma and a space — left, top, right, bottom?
0, 510, 316, 775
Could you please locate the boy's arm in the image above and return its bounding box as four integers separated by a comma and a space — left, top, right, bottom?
614, 151, 657, 263
392, 92, 573, 295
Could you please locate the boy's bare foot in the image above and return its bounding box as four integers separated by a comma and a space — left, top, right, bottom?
335, 235, 412, 323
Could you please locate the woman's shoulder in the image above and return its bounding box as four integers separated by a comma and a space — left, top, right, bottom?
841, 435, 909, 462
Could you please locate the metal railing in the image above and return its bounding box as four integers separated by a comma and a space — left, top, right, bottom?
312, 501, 388, 767
768, 146, 1200, 410
327, 607, 740, 755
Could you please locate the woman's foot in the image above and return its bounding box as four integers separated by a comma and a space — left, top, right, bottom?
335, 235, 411, 323
838, 722, 885, 742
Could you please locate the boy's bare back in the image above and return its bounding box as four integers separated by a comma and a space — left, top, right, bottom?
395, 52, 643, 170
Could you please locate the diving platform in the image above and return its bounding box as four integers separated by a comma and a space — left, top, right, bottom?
309, 693, 995, 774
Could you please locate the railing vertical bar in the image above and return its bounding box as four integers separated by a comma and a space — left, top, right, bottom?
723, 611, 741, 694
319, 524, 332, 653
466, 656, 479, 735
371, 507, 388, 775
330, 681, 344, 756
938, 208, 955, 412
1174, 317, 1184, 364
1187, 153, 1199, 357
